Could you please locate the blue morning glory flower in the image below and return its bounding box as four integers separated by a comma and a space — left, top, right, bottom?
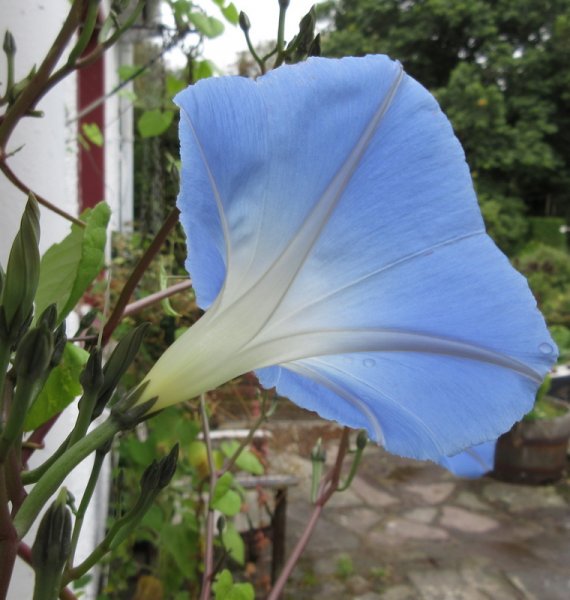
140, 55, 557, 463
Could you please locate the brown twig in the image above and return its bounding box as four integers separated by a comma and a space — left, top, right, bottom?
101, 207, 180, 345
0, 160, 86, 228
267, 428, 351, 600
0, 0, 85, 150
199, 394, 217, 600
122, 280, 192, 318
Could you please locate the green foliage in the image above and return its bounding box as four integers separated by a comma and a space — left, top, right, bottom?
321, 0, 570, 233
513, 243, 570, 327
212, 569, 254, 600
528, 217, 567, 250
35, 202, 110, 323
335, 553, 354, 580
81, 122, 104, 147
220, 440, 264, 475
23, 343, 89, 431
221, 521, 246, 565
550, 325, 570, 361
137, 109, 175, 138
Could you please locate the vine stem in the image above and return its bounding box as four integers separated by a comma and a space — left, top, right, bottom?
13, 418, 120, 539
267, 427, 351, 600
0, 464, 18, 600
101, 207, 180, 345
199, 394, 216, 600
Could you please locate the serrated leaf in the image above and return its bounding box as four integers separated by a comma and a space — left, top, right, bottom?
35, 202, 110, 323
188, 13, 224, 38
221, 523, 246, 567
221, 3, 239, 25
81, 122, 104, 147
24, 343, 89, 431
220, 440, 264, 475
212, 489, 241, 516
137, 109, 174, 138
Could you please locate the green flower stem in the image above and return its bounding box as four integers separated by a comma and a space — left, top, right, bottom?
274, 1, 289, 68
63, 489, 157, 585
66, 0, 100, 66
21, 434, 71, 485
67, 390, 98, 449
243, 29, 266, 74
0, 342, 11, 429
13, 417, 120, 539
0, 377, 43, 464
337, 446, 364, 492
66, 448, 106, 569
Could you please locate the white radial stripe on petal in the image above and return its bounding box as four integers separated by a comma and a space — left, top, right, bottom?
213, 66, 406, 337
180, 108, 232, 299
285, 361, 387, 446
264, 229, 486, 332
245, 328, 543, 383
307, 356, 448, 454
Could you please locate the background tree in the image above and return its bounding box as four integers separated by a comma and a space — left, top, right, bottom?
319, 0, 570, 255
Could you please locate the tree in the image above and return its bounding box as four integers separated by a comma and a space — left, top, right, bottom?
319, 0, 570, 254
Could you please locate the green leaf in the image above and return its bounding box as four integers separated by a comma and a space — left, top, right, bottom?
160, 523, 199, 574
166, 73, 187, 98
213, 568, 253, 599
194, 60, 214, 82
221, 3, 239, 25
137, 110, 174, 138
221, 523, 246, 567
24, 343, 89, 431
118, 64, 140, 81
35, 202, 110, 323
81, 122, 104, 147
211, 472, 234, 505
188, 13, 224, 38
220, 440, 264, 475
212, 489, 241, 517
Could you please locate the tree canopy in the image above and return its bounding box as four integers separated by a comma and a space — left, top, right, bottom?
319, 0, 570, 254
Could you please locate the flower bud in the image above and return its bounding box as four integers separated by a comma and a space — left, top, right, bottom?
3, 30, 16, 56
14, 325, 53, 381
80, 347, 104, 397
238, 11, 251, 32
37, 303, 57, 331
356, 430, 368, 450
31, 489, 72, 592
1, 195, 40, 340
158, 444, 179, 489
50, 322, 67, 368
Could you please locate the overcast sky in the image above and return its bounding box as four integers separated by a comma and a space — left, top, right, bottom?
197, 0, 324, 73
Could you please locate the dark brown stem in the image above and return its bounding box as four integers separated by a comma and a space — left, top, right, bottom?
0, 465, 18, 600
0, 0, 85, 150
122, 280, 192, 318
17, 542, 78, 600
101, 207, 180, 345
0, 161, 86, 228
267, 428, 351, 600
21, 415, 60, 467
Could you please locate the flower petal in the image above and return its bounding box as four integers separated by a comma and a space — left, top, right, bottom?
150, 55, 558, 462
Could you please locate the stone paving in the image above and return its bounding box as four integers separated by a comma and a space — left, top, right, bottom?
265, 421, 570, 600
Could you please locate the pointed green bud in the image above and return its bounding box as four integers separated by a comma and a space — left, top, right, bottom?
238, 11, 251, 32
37, 303, 57, 331
14, 325, 53, 381
308, 33, 321, 57
80, 348, 104, 397
75, 309, 98, 336
3, 31, 16, 56
158, 444, 179, 489
0, 264, 5, 298
217, 515, 226, 535
278, 0, 290, 8
310, 437, 326, 463
1, 194, 40, 340
140, 460, 161, 496
50, 322, 67, 368
31, 488, 72, 591
356, 430, 368, 450
94, 323, 150, 417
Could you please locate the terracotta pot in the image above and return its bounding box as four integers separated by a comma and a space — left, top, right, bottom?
494, 397, 570, 484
